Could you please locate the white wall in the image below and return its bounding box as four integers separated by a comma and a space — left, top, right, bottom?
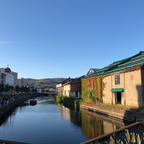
5, 73, 14, 86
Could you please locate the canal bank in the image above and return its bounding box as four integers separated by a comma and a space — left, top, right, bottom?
56, 96, 81, 110
56, 96, 143, 122
0, 93, 38, 119
80, 103, 144, 122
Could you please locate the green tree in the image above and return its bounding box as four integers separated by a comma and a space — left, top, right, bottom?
4, 84, 13, 92
0, 84, 4, 91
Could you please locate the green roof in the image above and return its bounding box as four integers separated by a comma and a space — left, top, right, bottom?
111, 88, 124, 92
87, 51, 144, 77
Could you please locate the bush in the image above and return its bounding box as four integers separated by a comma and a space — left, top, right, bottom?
56, 96, 81, 109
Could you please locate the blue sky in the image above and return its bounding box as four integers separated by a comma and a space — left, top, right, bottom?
0, 0, 144, 79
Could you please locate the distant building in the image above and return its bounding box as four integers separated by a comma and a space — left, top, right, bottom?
56, 77, 83, 98
37, 88, 42, 93
0, 67, 18, 86
0, 72, 6, 85
56, 78, 71, 96
18, 78, 31, 87
70, 77, 83, 98
63, 81, 72, 97
11, 72, 18, 86
56, 83, 63, 96
5, 72, 14, 86
20, 78, 25, 87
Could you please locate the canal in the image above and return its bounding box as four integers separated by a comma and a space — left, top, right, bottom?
0, 97, 126, 144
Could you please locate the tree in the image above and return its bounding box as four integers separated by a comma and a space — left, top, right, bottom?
14, 85, 20, 92
0, 84, 4, 91
4, 84, 13, 92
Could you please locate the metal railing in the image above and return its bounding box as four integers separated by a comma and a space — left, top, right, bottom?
81, 122, 144, 144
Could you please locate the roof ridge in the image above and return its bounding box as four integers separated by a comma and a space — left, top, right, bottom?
87, 51, 144, 77
112, 51, 143, 65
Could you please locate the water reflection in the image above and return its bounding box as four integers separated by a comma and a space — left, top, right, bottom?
57, 106, 71, 121
0, 97, 126, 144
80, 110, 123, 139
37, 96, 56, 105
81, 111, 104, 138
57, 105, 81, 126
56, 104, 125, 140
0, 109, 17, 127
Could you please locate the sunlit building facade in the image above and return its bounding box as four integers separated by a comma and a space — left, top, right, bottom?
82, 51, 144, 108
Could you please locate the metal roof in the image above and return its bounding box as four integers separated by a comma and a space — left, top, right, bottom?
86, 51, 144, 78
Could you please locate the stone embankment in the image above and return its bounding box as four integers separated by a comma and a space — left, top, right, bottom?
80, 103, 144, 122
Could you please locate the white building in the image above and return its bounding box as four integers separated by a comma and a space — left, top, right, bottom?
0, 67, 18, 86
11, 72, 18, 86
5, 73, 14, 86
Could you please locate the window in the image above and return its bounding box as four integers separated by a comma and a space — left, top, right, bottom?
115, 75, 120, 85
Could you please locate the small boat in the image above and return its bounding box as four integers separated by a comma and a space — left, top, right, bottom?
30, 99, 37, 106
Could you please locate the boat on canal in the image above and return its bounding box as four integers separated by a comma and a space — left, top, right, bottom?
30, 99, 37, 106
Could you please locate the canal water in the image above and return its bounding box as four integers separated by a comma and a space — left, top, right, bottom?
0, 97, 126, 144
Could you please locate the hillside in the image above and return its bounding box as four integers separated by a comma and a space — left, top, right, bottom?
17, 78, 65, 89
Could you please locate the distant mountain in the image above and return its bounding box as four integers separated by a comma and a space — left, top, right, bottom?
17, 78, 65, 89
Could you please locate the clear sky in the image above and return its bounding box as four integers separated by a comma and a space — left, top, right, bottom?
0, 0, 144, 79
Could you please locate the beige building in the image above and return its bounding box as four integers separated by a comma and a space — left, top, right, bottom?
63, 82, 71, 97
56, 77, 82, 98
103, 68, 143, 107
56, 83, 63, 96
82, 51, 144, 108
56, 78, 72, 96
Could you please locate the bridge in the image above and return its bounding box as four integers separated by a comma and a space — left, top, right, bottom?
81, 122, 144, 144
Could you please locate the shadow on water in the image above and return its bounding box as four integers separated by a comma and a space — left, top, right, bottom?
0, 108, 17, 127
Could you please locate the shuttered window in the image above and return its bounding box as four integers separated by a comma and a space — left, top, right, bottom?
115, 75, 120, 85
